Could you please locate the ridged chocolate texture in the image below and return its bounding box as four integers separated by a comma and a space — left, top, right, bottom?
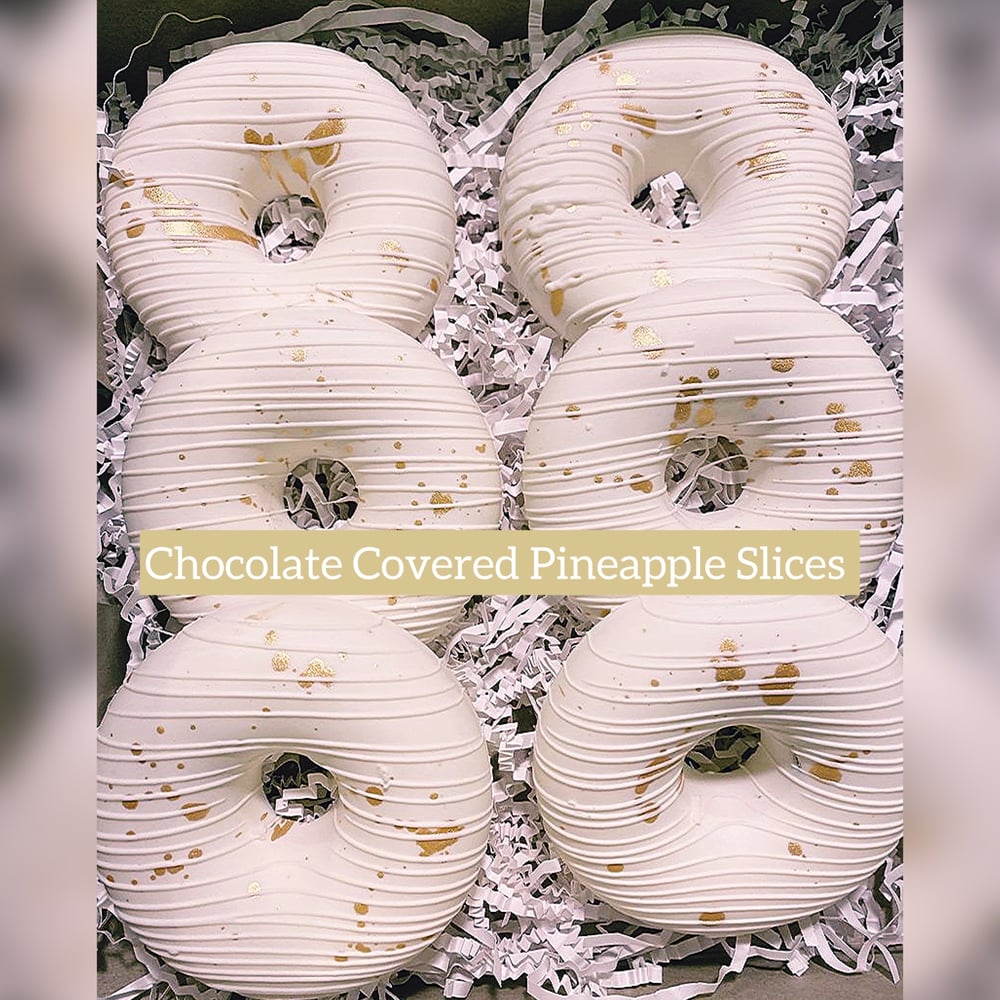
121, 307, 502, 638
104, 42, 455, 361
97, 598, 493, 999
533, 595, 903, 934
499, 30, 852, 342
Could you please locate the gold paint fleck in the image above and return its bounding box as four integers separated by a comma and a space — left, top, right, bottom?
182, 802, 211, 821
305, 117, 347, 166
240, 496, 254, 506
248, 881, 261, 895
707, 367, 720, 379
694, 403, 715, 427
809, 763, 843, 783
834, 418, 862, 433
760, 662, 800, 705
303, 658, 334, 679
632, 325, 665, 359
335, 956, 349, 962
365, 785, 384, 806
744, 396, 759, 409
130, 745, 143, 757
429, 276, 440, 292
387, 597, 398, 606
594, 475, 604, 483
548, 287, 565, 316
700, 912, 726, 922
616, 72, 636, 86
291, 348, 306, 362
265, 630, 278, 645
156, 725, 165, 734
406, 825, 464, 856
737, 143, 788, 180
635, 754, 670, 795
271, 819, 294, 841
620, 102, 655, 135
788, 841, 804, 856
125, 220, 145, 238
562, 469, 572, 477
757, 89, 809, 119
568, 138, 580, 148
848, 460, 873, 478
826, 487, 839, 495
825, 401, 846, 415
629, 476, 654, 494
554, 122, 572, 136
355, 944, 372, 953
271, 653, 290, 672
722, 106, 733, 116
122, 800, 138, 810
377, 870, 385, 878
786, 448, 807, 458
650, 678, 660, 687
354, 902, 369, 915
714, 664, 745, 684
565, 404, 581, 417
430, 792, 439, 800
475, 443, 487, 453
755, 448, 773, 458
881, 520, 888, 528
554, 99, 576, 114
652, 268, 671, 287
395, 461, 406, 469
770, 358, 794, 373
430, 491, 454, 514
188, 848, 202, 859
611, 143, 623, 156
607, 863, 625, 872
380, 238, 408, 270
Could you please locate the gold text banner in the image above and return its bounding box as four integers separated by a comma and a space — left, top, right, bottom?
140, 530, 859, 597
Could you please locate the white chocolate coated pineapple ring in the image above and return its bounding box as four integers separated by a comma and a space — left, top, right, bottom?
522, 280, 902, 609
122, 308, 501, 638
532, 595, 903, 934
104, 41, 454, 361
97, 598, 492, 999
499, 29, 852, 342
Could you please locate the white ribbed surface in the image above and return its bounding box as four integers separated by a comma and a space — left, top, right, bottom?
532, 595, 903, 934
104, 42, 455, 361
97, 598, 493, 999
498, 30, 852, 343
121, 307, 502, 638
521, 280, 903, 611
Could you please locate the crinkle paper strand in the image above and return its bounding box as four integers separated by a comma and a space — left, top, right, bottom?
97, 1, 903, 997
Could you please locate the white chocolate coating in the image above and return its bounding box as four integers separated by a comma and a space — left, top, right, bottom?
532, 595, 903, 934
522, 280, 902, 610
104, 42, 455, 361
499, 30, 852, 342
121, 308, 502, 638
97, 598, 492, 999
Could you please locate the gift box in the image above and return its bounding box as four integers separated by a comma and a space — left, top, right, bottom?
97, 2, 903, 997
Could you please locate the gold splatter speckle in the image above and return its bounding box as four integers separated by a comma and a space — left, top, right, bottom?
305, 117, 346, 166
715, 664, 745, 683
809, 763, 842, 783
788, 841, 804, 856
125, 220, 145, 238
554, 122, 572, 136
244, 128, 275, 146
181, 802, 210, 821
761, 662, 800, 705
365, 785, 384, 806
407, 825, 464, 856
700, 912, 726, 922
826, 402, 846, 415
848, 460, 873, 478
335, 956, 349, 962
122, 800, 138, 810
355, 944, 372, 953
635, 754, 670, 795
261, 101, 271, 112
265, 630, 278, 645
188, 848, 202, 859
562, 469, 572, 477
430, 491, 454, 515
607, 863, 624, 872
550, 288, 564, 315
694, 403, 715, 427
755, 448, 773, 458
240, 495, 254, 506
826, 487, 839, 495
632, 325, 664, 359
650, 679, 660, 687
565, 404, 581, 417
387, 596, 398, 606
380, 239, 408, 270
271, 653, 290, 672
621, 101, 655, 135
629, 477, 653, 493
554, 99, 576, 113
354, 902, 369, 915
707, 367, 720, 379
616, 72, 636, 86
291, 348, 306, 362
248, 881, 261, 895
652, 268, 671, 287
303, 658, 334, 679
430, 792, 439, 800
786, 448, 807, 458
722, 106, 733, 116
271, 819, 294, 841
738, 143, 788, 179
834, 418, 862, 433
395, 460, 406, 469
612, 143, 623, 156
770, 358, 795, 373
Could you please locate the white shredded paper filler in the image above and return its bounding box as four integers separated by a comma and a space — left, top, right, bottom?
97, 1, 903, 997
